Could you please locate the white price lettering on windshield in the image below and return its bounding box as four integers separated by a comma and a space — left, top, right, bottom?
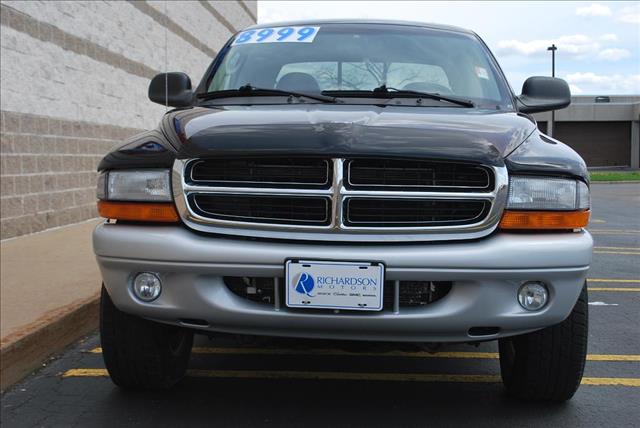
232, 26, 320, 45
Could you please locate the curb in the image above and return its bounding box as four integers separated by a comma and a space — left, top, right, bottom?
0, 293, 99, 391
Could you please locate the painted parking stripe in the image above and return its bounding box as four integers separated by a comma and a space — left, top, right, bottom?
589, 229, 640, 232
587, 354, 640, 361
594, 246, 640, 251
88, 347, 640, 361
589, 229, 640, 234
589, 231, 640, 235
589, 287, 640, 292
64, 368, 107, 377
588, 279, 640, 283
594, 251, 640, 255
61, 368, 640, 386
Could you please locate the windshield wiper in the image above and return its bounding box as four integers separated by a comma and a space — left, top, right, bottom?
323, 85, 475, 108
198, 84, 338, 103
374, 85, 475, 107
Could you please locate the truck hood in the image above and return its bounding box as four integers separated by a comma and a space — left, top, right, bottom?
168, 105, 537, 166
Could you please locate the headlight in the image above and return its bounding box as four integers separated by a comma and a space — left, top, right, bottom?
96, 169, 178, 222
500, 176, 590, 230
507, 176, 590, 211
97, 169, 172, 201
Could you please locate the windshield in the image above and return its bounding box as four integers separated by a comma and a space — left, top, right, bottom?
206, 23, 514, 109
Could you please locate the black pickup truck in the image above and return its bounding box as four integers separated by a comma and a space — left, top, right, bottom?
94, 20, 591, 401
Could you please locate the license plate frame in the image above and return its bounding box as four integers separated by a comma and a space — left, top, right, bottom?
285, 259, 385, 311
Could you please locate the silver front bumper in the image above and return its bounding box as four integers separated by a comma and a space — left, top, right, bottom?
94, 223, 592, 342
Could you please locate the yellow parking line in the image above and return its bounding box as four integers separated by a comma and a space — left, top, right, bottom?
594, 251, 640, 255
587, 354, 640, 361
88, 347, 498, 359
590, 234, 640, 237
595, 247, 640, 251
589, 230, 640, 235
589, 229, 640, 233
62, 368, 502, 383
63, 368, 108, 377
61, 368, 640, 386
589, 279, 640, 283
589, 287, 640, 292
88, 347, 640, 361
581, 377, 640, 387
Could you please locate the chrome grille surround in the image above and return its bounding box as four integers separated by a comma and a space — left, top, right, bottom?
173, 158, 509, 242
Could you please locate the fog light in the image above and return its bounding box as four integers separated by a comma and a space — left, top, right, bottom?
133, 272, 161, 302
518, 282, 548, 311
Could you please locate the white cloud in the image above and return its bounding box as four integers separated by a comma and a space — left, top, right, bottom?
565, 72, 640, 94
567, 72, 607, 83
496, 34, 599, 58
597, 48, 631, 61
569, 84, 584, 95
496, 34, 632, 62
576, 3, 612, 17
618, 4, 640, 24
600, 33, 618, 42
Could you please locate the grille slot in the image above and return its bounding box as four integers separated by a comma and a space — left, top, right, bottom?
345, 198, 489, 227
383, 281, 452, 307
347, 159, 492, 191
190, 194, 331, 225
224, 277, 452, 310
188, 158, 330, 187
225, 277, 281, 305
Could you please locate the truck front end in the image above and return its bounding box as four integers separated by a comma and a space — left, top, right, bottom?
94, 21, 592, 401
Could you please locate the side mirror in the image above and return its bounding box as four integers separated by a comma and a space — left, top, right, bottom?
517, 76, 571, 114
148, 72, 193, 107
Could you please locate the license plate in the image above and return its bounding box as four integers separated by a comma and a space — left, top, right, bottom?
285, 260, 384, 311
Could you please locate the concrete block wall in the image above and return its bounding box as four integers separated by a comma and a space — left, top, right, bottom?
0, 1, 257, 239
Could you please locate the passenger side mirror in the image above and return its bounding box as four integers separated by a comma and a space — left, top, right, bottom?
148, 72, 193, 107
516, 76, 571, 114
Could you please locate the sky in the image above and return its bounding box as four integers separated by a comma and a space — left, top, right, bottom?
258, 1, 640, 95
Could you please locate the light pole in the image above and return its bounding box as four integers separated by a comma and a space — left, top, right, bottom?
547, 44, 557, 137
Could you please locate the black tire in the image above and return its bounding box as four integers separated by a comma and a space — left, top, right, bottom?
100, 286, 193, 389
499, 283, 588, 402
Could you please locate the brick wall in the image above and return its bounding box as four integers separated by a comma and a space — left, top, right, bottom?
0, 1, 257, 239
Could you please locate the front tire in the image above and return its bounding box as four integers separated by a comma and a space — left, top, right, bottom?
499, 284, 588, 401
100, 286, 193, 389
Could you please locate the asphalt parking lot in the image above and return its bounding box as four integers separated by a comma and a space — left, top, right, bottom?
2, 182, 639, 427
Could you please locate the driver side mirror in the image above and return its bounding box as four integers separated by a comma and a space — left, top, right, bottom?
148, 72, 193, 107
517, 76, 571, 114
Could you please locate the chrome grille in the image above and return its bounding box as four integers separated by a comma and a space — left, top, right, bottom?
344, 198, 489, 227
188, 158, 330, 187
347, 159, 492, 191
190, 194, 331, 225
173, 158, 509, 242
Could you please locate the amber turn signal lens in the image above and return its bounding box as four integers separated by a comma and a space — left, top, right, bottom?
499, 210, 590, 230
97, 201, 179, 222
